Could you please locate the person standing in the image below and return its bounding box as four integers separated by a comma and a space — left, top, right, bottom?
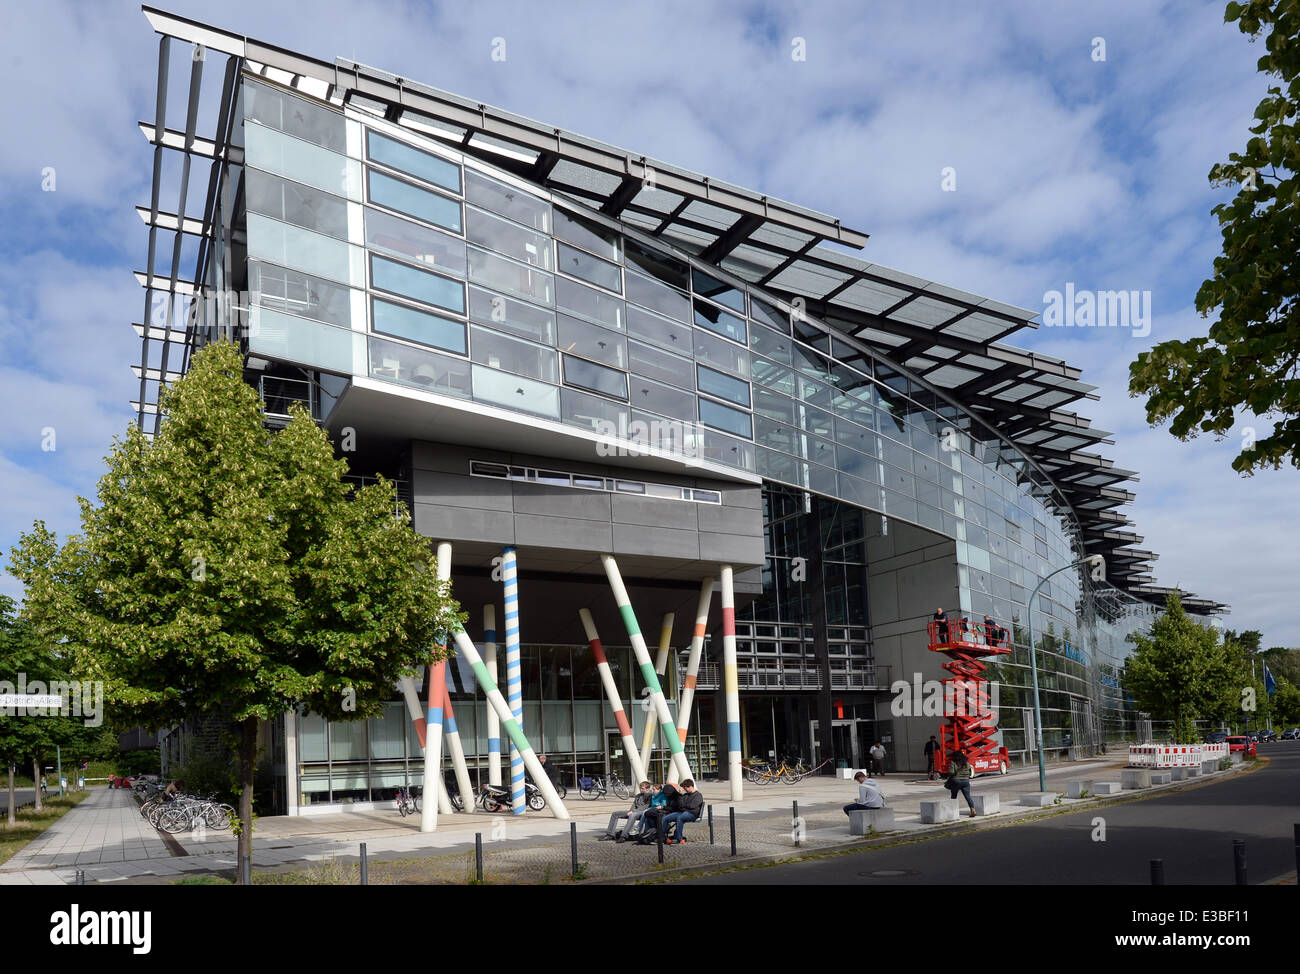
842, 771, 885, 815
933, 607, 950, 643
946, 750, 977, 817
537, 753, 560, 789
924, 735, 940, 779
869, 740, 887, 776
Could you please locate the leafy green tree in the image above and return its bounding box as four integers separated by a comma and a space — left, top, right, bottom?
1129, 0, 1300, 473
1123, 593, 1236, 742
1274, 680, 1300, 724
9, 342, 462, 881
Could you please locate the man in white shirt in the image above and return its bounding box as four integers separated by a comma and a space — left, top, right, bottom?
843, 771, 885, 815
869, 741, 887, 776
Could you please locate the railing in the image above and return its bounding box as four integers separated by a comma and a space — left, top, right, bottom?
259, 374, 315, 419
682, 659, 888, 691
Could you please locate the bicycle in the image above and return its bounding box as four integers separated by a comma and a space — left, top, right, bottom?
394, 786, 420, 817
577, 771, 630, 801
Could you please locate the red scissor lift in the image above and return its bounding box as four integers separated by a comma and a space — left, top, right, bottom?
928, 617, 1012, 777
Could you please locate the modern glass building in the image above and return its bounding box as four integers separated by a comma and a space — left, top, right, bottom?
135, 8, 1225, 812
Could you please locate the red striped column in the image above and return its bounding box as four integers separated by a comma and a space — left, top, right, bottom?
676, 577, 713, 744
578, 609, 648, 785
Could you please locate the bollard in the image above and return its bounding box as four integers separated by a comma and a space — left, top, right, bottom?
1149, 859, 1164, 885
475, 832, 483, 882
708, 804, 715, 845
570, 822, 579, 879
360, 842, 368, 885
657, 822, 665, 864
75, 869, 84, 886
1233, 839, 1247, 886
729, 806, 737, 857
1294, 824, 1299, 882
793, 799, 800, 848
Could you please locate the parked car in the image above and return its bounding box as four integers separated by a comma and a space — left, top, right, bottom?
1257, 730, 1277, 743
1282, 728, 1300, 740
1204, 732, 1229, 744
1224, 735, 1256, 757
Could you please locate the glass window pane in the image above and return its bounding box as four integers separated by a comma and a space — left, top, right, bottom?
693, 327, 750, 378
557, 242, 621, 292
692, 267, 746, 314
245, 123, 360, 199
366, 129, 461, 192
697, 364, 751, 407
250, 261, 353, 329
468, 246, 554, 305
330, 720, 367, 761
699, 397, 752, 438
749, 321, 792, 364
368, 169, 462, 231
464, 169, 550, 231
626, 269, 690, 321
369, 703, 406, 759
629, 376, 696, 422
558, 314, 626, 368
246, 170, 349, 238
365, 206, 466, 275
557, 277, 624, 329
627, 304, 692, 356
370, 336, 472, 397
562, 386, 628, 433
245, 80, 346, 152
470, 324, 557, 382
563, 355, 628, 399
373, 297, 466, 354
371, 255, 465, 314
249, 308, 361, 375
472, 365, 559, 417
628, 339, 691, 389
467, 206, 553, 269
247, 213, 360, 286
750, 296, 791, 333
753, 386, 795, 424
694, 300, 747, 344
468, 286, 555, 345
554, 207, 619, 261
299, 714, 329, 760
625, 238, 689, 290
751, 356, 795, 394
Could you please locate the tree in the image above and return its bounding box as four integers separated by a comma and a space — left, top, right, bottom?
9, 341, 462, 881
1123, 593, 1235, 742
1128, 0, 1300, 473
1274, 680, 1300, 724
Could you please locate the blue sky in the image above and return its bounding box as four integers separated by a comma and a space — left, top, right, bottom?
1, 0, 1296, 645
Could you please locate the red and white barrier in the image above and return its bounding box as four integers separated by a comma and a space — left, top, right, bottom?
1127, 743, 1222, 768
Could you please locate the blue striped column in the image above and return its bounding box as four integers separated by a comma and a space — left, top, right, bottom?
721, 564, 743, 801
483, 604, 501, 787
502, 546, 525, 814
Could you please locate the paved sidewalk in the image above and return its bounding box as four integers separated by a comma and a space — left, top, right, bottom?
0, 756, 1248, 885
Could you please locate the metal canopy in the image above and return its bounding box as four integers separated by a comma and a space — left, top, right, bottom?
133, 5, 1223, 615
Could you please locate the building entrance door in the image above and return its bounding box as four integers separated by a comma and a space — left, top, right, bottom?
812, 718, 871, 768
832, 720, 855, 768
606, 731, 631, 782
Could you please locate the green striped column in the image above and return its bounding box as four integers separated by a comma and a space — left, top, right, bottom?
601, 554, 693, 784
449, 627, 569, 820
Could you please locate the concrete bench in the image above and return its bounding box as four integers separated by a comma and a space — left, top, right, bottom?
973, 793, 999, 815
848, 807, 895, 834
1169, 768, 1187, 781
1018, 792, 1056, 807
920, 799, 961, 823
1093, 782, 1123, 795
1151, 772, 1171, 784
1201, 760, 1218, 775
1066, 779, 1094, 799
1185, 765, 1201, 778
1121, 769, 1152, 789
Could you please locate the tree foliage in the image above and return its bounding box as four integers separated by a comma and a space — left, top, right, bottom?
8, 341, 461, 873
1129, 0, 1300, 473
1123, 593, 1242, 742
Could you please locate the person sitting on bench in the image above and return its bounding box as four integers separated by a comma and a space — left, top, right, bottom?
599, 781, 654, 842
658, 779, 705, 845
843, 771, 885, 815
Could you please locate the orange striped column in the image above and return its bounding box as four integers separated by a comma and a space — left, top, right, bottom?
579, 609, 648, 785
676, 577, 713, 744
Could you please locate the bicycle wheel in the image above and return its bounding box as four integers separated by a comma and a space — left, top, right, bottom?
578, 781, 600, 801
203, 805, 230, 830
159, 808, 190, 834
554, 783, 567, 799
611, 778, 631, 800
782, 770, 801, 785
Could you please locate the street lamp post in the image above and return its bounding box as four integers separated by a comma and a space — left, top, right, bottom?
1025, 555, 1105, 793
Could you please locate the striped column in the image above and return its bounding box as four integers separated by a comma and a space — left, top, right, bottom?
579, 609, 648, 785
420, 542, 453, 832
601, 555, 693, 784
502, 546, 525, 815
450, 627, 568, 819
639, 614, 675, 776
398, 670, 452, 814
442, 687, 475, 813
721, 564, 743, 801
483, 604, 501, 787
676, 577, 714, 744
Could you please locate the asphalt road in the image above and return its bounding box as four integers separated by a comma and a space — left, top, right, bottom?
688, 741, 1300, 885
